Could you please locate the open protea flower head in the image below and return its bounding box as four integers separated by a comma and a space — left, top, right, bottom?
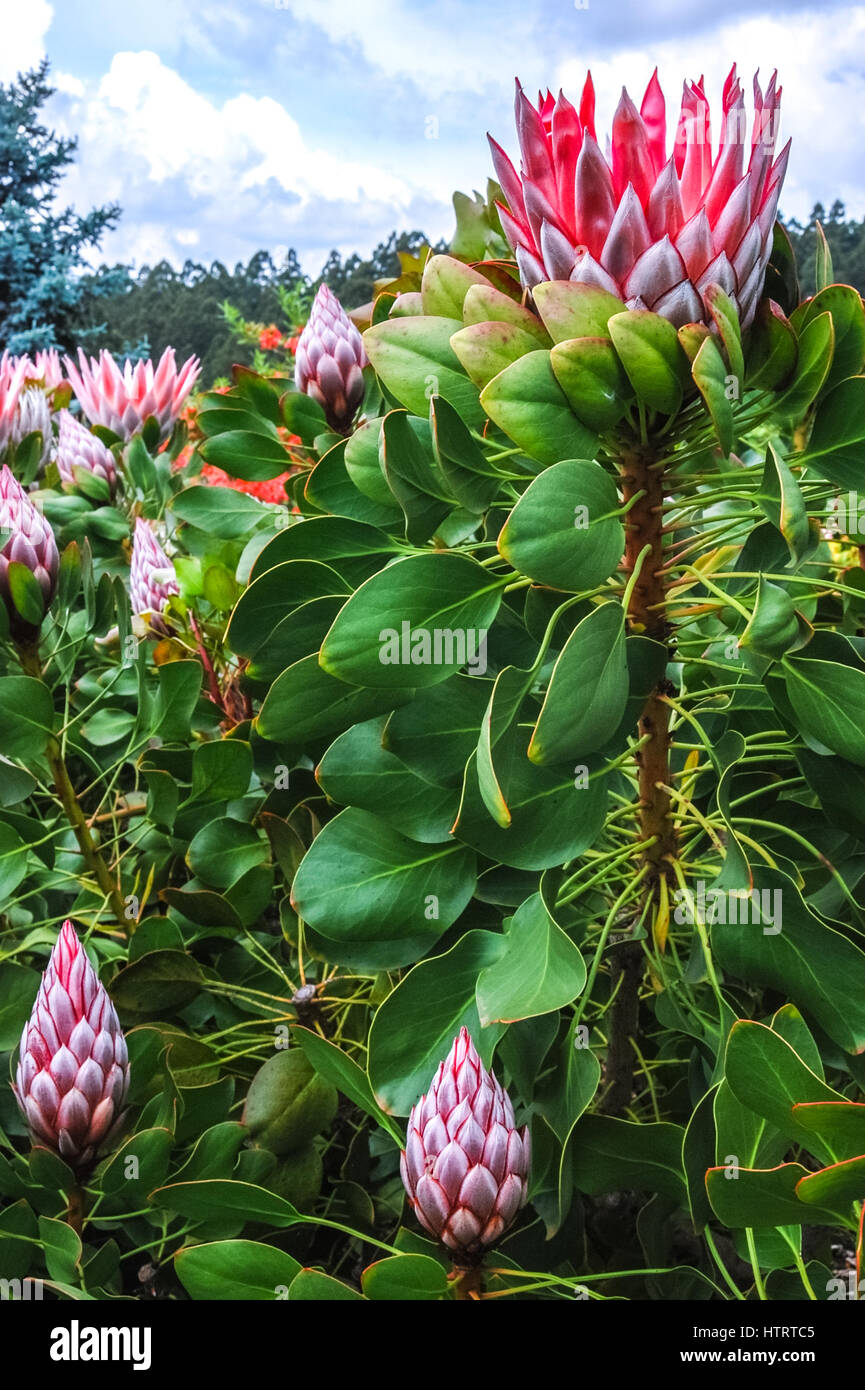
13, 921, 129, 1169
294, 285, 368, 433
11, 388, 53, 467
129, 517, 179, 631
400, 1028, 530, 1258
0, 463, 59, 639
0, 352, 29, 456
490, 66, 788, 327
55, 409, 118, 492
18, 349, 66, 392
64, 347, 201, 443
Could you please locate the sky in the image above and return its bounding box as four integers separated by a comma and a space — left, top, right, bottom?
2, 0, 864, 277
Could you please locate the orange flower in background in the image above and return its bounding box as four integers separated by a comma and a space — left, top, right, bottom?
199, 462, 295, 505
259, 325, 282, 351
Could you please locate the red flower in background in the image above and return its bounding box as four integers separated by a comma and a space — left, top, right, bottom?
259, 325, 282, 351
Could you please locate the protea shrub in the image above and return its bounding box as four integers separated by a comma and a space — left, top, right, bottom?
295, 285, 368, 433
400, 1028, 530, 1263
12, 920, 129, 1170
65, 347, 201, 443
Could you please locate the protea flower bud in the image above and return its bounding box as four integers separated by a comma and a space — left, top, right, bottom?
64, 347, 201, 443
0, 463, 59, 640
129, 517, 179, 632
55, 409, 118, 492
12, 920, 129, 1169
294, 285, 367, 433
400, 1028, 530, 1258
0, 352, 28, 456
491, 65, 789, 327
11, 388, 53, 467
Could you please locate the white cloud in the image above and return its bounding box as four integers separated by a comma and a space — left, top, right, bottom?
0, 0, 53, 82
53, 50, 422, 270
556, 7, 865, 221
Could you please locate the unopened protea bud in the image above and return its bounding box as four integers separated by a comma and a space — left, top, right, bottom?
0, 352, 28, 456
401, 1028, 530, 1258
64, 347, 200, 443
11, 388, 53, 467
0, 463, 59, 640
55, 409, 118, 492
294, 285, 367, 433
129, 517, 179, 632
13, 920, 129, 1169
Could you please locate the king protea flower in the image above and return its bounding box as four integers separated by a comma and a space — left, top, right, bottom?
490, 66, 789, 327
0, 463, 59, 639
400, 1028, 530, 1258
18, 349, 66, 392
55, 409, 118, 493
129, 517, 179, 631
0, 352, 29, 456
64, 347, 201, 443
294, 285, 367, 433
13, 921, 129, 1169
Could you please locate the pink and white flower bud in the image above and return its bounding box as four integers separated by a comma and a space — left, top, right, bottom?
55, 409, 118, 492
0, 463, 59, 638
13, 920, 129, 1169
0, 352, 29, 456
129, 517, 179, 632
294, 285, 367, 433
492, 65, 789, 327
17, 349, 66, 392
11, 388, 53, 467
64, 347, 200, 443
400, 1027, 530, 1258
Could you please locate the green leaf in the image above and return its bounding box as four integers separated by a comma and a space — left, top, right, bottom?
7, 561, 45, 626
758, 443, 812, 566
38, 1215, 82, 1284
290, 808, 477, 970
800, 377, 865, 490
293, 1027, 403, 1144
0, 963, 39, 1048
151, 1179, 301, 1227
711, 871, 865, 1053
379, 410, 450, 543
706, 1162, 848, 1229
319, 553, 502, 689
739, 577, 802, 661
783, 653, 865, 765
747, 299, 798, 390
691, 334, 734, 456
476, 893, 586, 1024
187, 818, 269, 891
462, 283, 550, 344
172, 486, 271, 539
498, 459, 624, 591
570, 1116, 686, 1200
792, 1102, 865, 1161
109, 950, 203, 1017
420, 254, 491, 318
814, 220, 834, 293
723, 1020, 840, 1165
704, 284, 745, 389
796, 1156, 865, 1210
363, 316, 483, 427
549, 335, 631, 433
775, 310, 834, 418
0, 823, 28, 905
175, 1240, 301, 1300
227, 559, 349, 662
367, 929, 504, 1114
152, 662, 202, 742
249, 514, 402, 588
450, 320, 540, 390
0, 677, 54, 760
256, 655, 411, 745
199, 428, 290, 482
361, 1254, 449, 1300
429, 395, 501, 513
798, 285, 865, 395
480, 350, 598, 465
288, 1268, 364, 1299
529, 602, 628, 763
608, 310, 688, 415
532, 281, 624, 342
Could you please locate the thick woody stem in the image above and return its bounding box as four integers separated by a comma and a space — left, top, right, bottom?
601, 443, 675, 1116
65, 1184, 85, 1236
450, 1260, 484, 1300
18, 644, 129, 929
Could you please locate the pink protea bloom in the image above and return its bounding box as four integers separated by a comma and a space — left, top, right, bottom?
11, 388, 53, 467
129, 517, 179, 631
490, 65, 789, 327
294, 285, 368, 433
13, 921, 129, 1169
0, 352, 30, 455
17, 349, 66, 392
0, 462, 59, 638
55, 409, 118, 492
64, 347, 201, 443
400, 1027, 530, 1258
